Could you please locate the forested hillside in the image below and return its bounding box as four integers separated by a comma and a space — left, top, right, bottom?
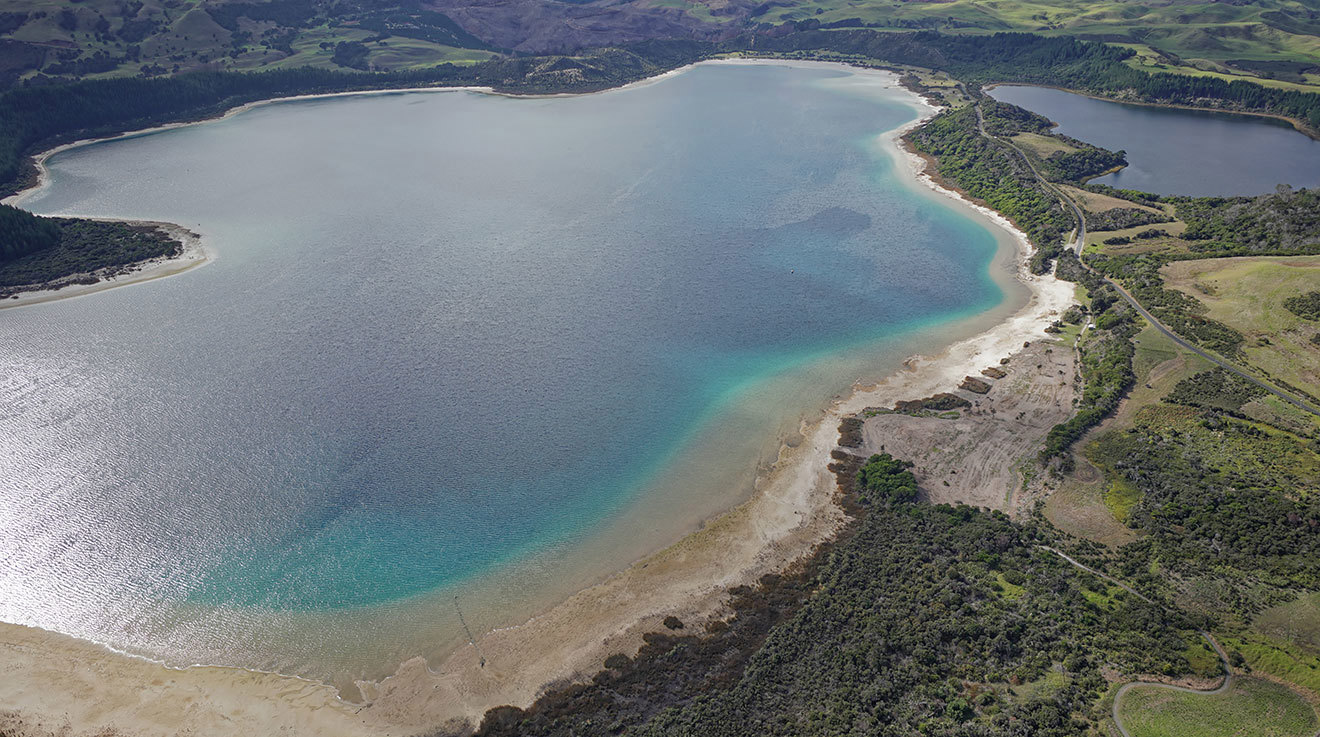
0, 202, 59, 260
743, 0, 1320, 77
5, 0, 1318, 92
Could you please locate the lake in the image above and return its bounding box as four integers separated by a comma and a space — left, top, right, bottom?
988, 84, 1320, 196
1, 62, 1023, 688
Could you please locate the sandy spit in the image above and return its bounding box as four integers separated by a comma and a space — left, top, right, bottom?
0, 220, 209, 311
0, 60, 1075, 737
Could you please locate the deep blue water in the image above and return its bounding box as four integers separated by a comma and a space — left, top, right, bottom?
1, 63, 1010, 678
988, 84, 1320, 196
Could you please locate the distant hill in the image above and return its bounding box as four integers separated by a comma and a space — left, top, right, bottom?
2, 0, 1319, 89
0, 0, 751, 85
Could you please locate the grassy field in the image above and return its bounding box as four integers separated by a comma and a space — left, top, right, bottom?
1012, 669, 1070, 702
1011, 131, 1077, 157
1073, 194, 1188, 257
1096, 321, 1211, 434
1083, 219, 1188, 255
1043, 471, 1140, 545
907, 66, 972, 107
1119, 677, 1318, 737
1162, 255, 1320, 403
1222, 630, 1320, 696
648, 0, 720, 24
1183, 639, 1225, 677
1101, 478, 1140, 523
1258, 593, 1320, 655
1061, 185, 1144, 214
260, 28, 495, 72
1118, 42, 1320, 94
1065, 186, 1191, 257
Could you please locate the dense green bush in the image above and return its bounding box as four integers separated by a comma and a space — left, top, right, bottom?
1087, 207, 1171, 232
1284, 291, 1320, 321
1165, 368, 1267, 413
331, 42, 371, 70
1175, 187, 1320, 255
1096, 407, 1320, 611
856, 452, 918, 503
1040, 313, 1136, 466
1043, 145, 1126, 183
1039, 257, 1137, 465
631, 504, 1192, 737
0, 202, 61, 260
479, 494, 1198, 737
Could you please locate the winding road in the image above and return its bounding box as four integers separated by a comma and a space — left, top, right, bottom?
964, 94, 1320, 735
972, 100, 1320, 418
1039, 546, 1234, 737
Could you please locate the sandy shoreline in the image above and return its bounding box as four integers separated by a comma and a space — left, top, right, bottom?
0, 60, 1076, 737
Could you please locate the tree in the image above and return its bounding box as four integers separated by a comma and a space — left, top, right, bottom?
857, 453, 919, 503
0, 203, 62, 261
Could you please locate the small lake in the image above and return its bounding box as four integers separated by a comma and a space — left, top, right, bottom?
1, 62, 1023, 687
988, 84, 1320, 196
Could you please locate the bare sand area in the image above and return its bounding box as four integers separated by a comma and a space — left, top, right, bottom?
857, 339, 1078, 514
0, 61, 1077, 737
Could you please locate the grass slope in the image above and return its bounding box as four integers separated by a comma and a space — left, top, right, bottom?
0, 0, 496, 82
1258, 592, 1320, 653
1119, 677, 1318, 737
1162, 255, 1320, 402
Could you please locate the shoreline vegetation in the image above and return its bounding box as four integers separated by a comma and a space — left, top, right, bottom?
0, 60, 1081, 736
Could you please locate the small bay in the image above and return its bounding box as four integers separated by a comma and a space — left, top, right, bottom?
1, 62, 1024, 687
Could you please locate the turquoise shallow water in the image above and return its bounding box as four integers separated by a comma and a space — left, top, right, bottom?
1, 63, 1017, 683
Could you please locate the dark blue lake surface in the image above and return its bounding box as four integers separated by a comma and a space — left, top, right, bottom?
989, 84, 1320, 196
